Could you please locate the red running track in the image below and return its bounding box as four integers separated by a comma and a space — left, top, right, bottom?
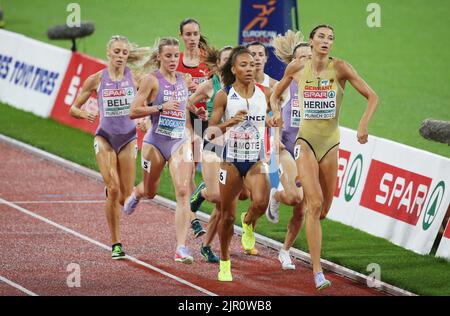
0, 141, 385, 296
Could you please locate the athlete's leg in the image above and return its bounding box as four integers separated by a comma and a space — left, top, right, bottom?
94, 136, 121, 245
168, 141, 194, 249
275, 150, 303, 206
318, 146, 339, 220
218, 162, 243, 261
117, 140, 137, 206
283, 199, 305, 250
243, 161, 271, 229
295, 140, 324, 274
201, 151, 221, 204
135, 143, 166, 199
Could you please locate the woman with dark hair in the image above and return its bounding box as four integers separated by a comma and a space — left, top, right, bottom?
177, 18, 211, 238
246, 41, 277, 89
188, 46, 233, 263
272, 25, 379, 290
208, 46, 279, 281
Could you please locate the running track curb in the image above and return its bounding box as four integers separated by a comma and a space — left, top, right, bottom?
0, 134, 417, 296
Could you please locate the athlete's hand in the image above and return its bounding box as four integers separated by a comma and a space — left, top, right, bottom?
229, 110, 248, 126
267, 111, 282, 128
162, 101, 180, 112
85, 111, 98, 123
136, 118, 148, 133
357, 124, 369, 144
196, 107, 208, 121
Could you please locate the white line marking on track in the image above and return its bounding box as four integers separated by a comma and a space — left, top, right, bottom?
1, 200, 105, 205
0, 276, 38, 296
0, 197, 217, 296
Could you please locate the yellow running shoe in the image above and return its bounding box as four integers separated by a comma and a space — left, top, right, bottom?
244, 247, 259, 256
218, 260, 233, 282
241, 212, 255, 251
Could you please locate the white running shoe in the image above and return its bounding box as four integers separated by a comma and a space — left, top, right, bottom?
265, 188, 280, 224
314, 271, 332, 291
278, 248, 295, 270
123, 191, 140, 215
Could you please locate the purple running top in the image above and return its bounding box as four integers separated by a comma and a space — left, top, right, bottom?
143, 70, 189, 161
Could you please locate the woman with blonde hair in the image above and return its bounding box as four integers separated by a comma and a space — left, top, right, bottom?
267, 30, 311, 270
125, 37, 196, 264
70, 35, 148, 259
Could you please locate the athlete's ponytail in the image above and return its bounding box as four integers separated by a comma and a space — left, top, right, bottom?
271, 30, 307, 65
221, 46, 252, 87
204, 45, 233, 76
143, 37, 180, 73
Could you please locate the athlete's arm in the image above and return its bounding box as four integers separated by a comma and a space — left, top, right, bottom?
272, 58, 305, 114
129, 74, 179, 119
336, 60, 379, 144
208, 90, 246, 140
187, 79, 212, 120
69, 72, 100, 123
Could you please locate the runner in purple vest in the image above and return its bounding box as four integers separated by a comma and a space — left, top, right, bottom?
69, 35, 148, 260
267, 31, 311, 270
125, 38, 196, 264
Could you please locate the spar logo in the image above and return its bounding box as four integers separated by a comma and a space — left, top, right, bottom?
360, 160, 433, 226
334, 150, 363, 202
344, 154, 363, 202
422, 181, 445, 231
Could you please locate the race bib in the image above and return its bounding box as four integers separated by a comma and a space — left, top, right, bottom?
302, 81, 337, 120
290, 92, 301, 127
226, 121, 261, 161
155, 110, 186, 139
102, 88, 134, 117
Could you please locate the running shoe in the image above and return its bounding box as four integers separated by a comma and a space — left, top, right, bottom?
123, 191, 140, 215
200, 244, 219, 263
218, 260, 233, 282
265, 188, 280, 224
111, 243, 126, 260
278, 248, 295, 270
314, 272, 332, 291
241, 212, 256, 251
174, 246, 193, 264
190, 182, 206, 212
191, 219, 206, 238
243, 247, 259, 256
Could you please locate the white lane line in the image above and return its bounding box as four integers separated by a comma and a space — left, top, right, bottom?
1, 200, 105, 205
0, 276, 38, 296
0, 197, 217, 296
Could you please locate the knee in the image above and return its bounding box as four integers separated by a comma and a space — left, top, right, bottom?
221, 211, 235, 226
175, 187, 189, 199
307, 196, 323, 217
106, 182, 120, 200
251, 197, 269, 213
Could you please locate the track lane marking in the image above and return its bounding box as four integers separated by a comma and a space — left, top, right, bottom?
0, 197, 217, 296
0, 276, 39, 296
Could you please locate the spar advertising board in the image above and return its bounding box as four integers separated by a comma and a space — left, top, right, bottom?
436, 221, 450, 260
0, 29, 71, 117
328, 127, 450, 255
50, 52, 106, 135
